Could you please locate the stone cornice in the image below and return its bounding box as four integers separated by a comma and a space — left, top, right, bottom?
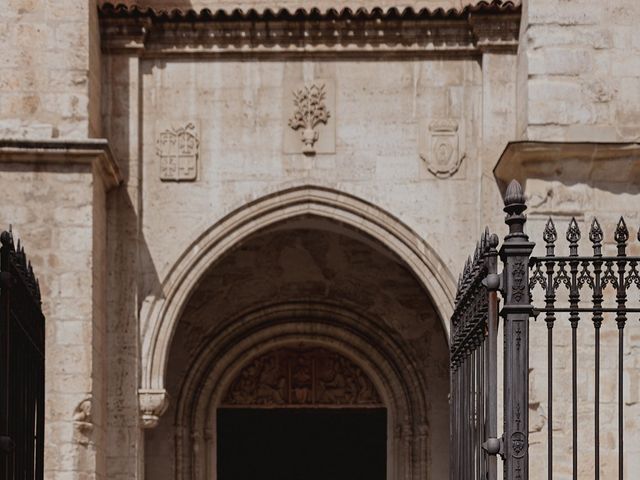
0, 139, 123, 191
494, 141, 640, 195
99, 2, 521, 56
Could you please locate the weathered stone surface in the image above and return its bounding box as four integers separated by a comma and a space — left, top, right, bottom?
1, 0, 640, 479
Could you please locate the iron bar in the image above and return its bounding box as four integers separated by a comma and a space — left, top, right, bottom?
590, 218, 604, 480
543, 218, 557, 480
566, 218, 581, 480
500, 180, 534, 480
534, 307, 640, 313
614, 218, 628, 480
531, 255, 640, 263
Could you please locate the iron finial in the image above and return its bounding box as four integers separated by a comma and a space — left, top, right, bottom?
543, 218, 557, 245
614, 216, 629, 244
589, 218, 603, 245
0, 230, 11, 247
504, 179, 525, 207
566, 217, 581, 244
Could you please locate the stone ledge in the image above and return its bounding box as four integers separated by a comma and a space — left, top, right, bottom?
494, 141, 640, 195
99, 3, 521, 55
0, 139, 123, 191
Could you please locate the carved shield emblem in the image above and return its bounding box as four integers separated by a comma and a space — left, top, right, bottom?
156, 122, 199, 181
420, 119, 464, 178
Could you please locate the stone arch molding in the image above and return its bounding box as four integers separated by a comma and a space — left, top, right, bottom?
138, 185, 456, 427
171, 302, 431, 480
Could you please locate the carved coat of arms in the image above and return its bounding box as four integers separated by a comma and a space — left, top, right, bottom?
156, 122, 199, 181
420, 119, 464, 178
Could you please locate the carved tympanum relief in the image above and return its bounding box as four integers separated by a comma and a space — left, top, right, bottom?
222, 346, 382, 407
419, 119, 465, 178
284, 80, 335, 155
155, 122, 199, 181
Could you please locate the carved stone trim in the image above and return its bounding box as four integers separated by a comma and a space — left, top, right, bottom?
99, 5, 521, 56
155, 122, 199, 181
139, 389, 169, 428
222, 346, 382, 407
0, 138, 122, 190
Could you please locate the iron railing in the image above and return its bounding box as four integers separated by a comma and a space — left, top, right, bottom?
450, 179, 639, 480
529, 216, 640, 480
450, 229, 500, 480
0, 229, 45, 480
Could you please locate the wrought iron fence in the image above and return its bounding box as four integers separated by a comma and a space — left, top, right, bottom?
450, 179, 640, 480
0, 229, 45, 480
450, 229, 500, 480
529, 215, 640, 480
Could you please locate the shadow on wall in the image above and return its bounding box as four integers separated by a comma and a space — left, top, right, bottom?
103, 50, 163, 479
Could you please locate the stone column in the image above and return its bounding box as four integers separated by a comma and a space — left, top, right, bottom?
0, 140, 121, 479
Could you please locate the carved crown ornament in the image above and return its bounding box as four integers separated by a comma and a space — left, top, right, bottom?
98, 3, 521, 55
419, 118, 465, 178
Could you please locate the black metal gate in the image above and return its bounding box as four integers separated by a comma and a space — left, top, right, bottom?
0, 230, 45, 480
450, 180, 640, 479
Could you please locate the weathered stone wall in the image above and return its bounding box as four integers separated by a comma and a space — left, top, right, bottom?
518, 0, 640, 141
0, 0, 101, 139
139, 57, 485, 291
0, 160, 110, 479
3, 0, 640, 479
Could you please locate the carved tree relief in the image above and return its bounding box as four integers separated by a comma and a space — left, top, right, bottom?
287, 84, 331, 155
222, 347, 382, 407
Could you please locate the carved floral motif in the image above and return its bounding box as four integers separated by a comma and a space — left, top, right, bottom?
222, 347, 382, 407
288, 84, 331, 155
156, 122, 199, 181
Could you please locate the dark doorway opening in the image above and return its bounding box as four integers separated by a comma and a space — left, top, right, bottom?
217, 408, 387, 480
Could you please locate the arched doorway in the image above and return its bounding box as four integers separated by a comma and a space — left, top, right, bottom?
142, 190, 452, 479
217, 345, 386, 480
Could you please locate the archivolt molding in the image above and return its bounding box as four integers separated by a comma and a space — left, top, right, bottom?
171, 302, 431, 480
138, 185, 456, 417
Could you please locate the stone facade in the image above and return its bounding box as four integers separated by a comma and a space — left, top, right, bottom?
0, 1, 639, 479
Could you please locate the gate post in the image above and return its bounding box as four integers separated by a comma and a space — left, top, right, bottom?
499, 180, 534, 480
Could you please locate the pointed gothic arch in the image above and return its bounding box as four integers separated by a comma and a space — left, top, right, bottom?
138, 185, 456, 427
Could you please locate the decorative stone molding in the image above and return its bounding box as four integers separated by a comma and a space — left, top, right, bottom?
222, 346, 382, 407
0, 139, 122, 190
170, 302, 435, 480
155, 122, 199, 181
139, 186, 456, 400
99, 3, 521, 56
420, 119, 465, 178
286, 83, 333, 155
139, 389, 169, 428
73, 396, 93, 433
494, 141, 640, 195
72, 396, 93, 445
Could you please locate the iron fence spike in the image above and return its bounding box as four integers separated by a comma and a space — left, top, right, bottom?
566, 217, 581, 244
615, 216, 629, 244
589, 218, 603, 245
543, 217, 557, 244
